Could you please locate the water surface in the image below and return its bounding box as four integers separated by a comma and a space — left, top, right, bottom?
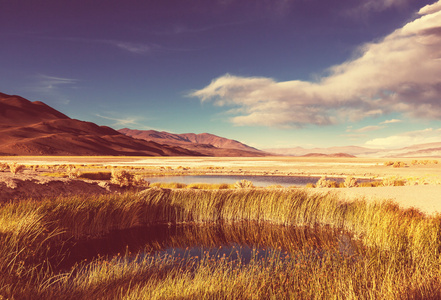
145, 175, 333, 187
57, 222, 359, 271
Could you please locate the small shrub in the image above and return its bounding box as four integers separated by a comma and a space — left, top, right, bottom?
305, 183, 316, 188
344, 176, 358, 188
384, 161, 394, 166
8, 163, 25, 175
110, 169, 148, 187
235, 179, 254, 189
393, 161, 406, 168
0, 163, 8, 172
382, 176, 406, 186
316, 176, 338, 188
66, 167, 81, 179
133, 174, 149, 187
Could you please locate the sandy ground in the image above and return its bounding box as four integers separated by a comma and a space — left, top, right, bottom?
1, 156, 440, 177
1, 156, 440, 215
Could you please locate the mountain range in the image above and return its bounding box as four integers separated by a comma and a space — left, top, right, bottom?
0, 92, 264, 156
1, 92, 440, 157
265, 144, 441, 158
118, 128, 264, 157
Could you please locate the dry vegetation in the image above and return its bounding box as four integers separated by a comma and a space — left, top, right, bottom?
1, 187, 441, 299
2, 157, 441, 298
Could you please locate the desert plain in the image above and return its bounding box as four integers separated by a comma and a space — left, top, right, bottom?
2, 155, 441, 215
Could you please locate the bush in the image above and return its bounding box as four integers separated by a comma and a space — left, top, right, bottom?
110, 169, 148, 188
316, 176, 339, 188
235, 179, 254, 189
8, 163, 25, 175
66, 167, 81, 179
0, 163, 8, 172
305, 183, 316, 188
344, 176, 358, 188
393, 161, 407, 168
382, 176, 406, 186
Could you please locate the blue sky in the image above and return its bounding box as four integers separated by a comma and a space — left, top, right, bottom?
1, 0, 441, 149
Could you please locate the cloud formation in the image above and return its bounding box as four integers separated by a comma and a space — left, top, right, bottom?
365, 128, 441, 148
380, 119, 402, 124
190, 1, 441, 128
349, 125, 384, 133
29, 74, 79, 105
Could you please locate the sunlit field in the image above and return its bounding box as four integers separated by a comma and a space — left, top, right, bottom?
2, 185, 441, 299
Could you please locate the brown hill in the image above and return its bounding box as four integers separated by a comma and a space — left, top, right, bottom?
118, 128, 266, 157
0, 93, 202, 156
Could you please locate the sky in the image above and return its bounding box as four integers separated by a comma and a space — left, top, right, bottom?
1, 0, 441, 150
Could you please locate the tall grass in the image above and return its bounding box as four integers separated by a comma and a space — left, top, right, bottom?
1, 188, 441, 298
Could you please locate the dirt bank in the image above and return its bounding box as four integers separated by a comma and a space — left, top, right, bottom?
0, 172, 125, 203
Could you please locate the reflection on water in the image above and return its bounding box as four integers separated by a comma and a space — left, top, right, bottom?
57, 222, 360, 271
145, 175, 333, 187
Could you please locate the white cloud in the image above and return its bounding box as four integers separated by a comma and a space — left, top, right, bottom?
419, 1, 441, 15
364, 128, 441, 148
350, 125, 384, 133
190, 1, 441, 128
380, 119, 402, 124
96, 114, 140, 127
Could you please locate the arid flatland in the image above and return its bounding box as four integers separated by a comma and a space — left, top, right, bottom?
2, 156, 441, 215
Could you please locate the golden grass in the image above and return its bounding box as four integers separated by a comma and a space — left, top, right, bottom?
1, 188, 441, 299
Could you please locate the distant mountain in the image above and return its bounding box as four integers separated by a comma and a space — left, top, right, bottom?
265, 146, 380, 157
300, 153, 356, 158
266, 143, 441, 158
0, 93, 202, 156
118, 128, 267, 157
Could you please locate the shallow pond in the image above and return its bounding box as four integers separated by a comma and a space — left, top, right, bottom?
57, 222, 360, 271
145, 175, 332, 187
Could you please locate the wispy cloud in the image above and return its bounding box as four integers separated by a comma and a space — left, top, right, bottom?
29, 74, 79, 105
190, 1, 441, 128
380, 119, 402, 124
44, 36, 158, 54
95, 113, 157, 130
95, 114, 139, 127
348, 125, 384, 133
108, 41, 157, 54
364, 128, 441, 148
